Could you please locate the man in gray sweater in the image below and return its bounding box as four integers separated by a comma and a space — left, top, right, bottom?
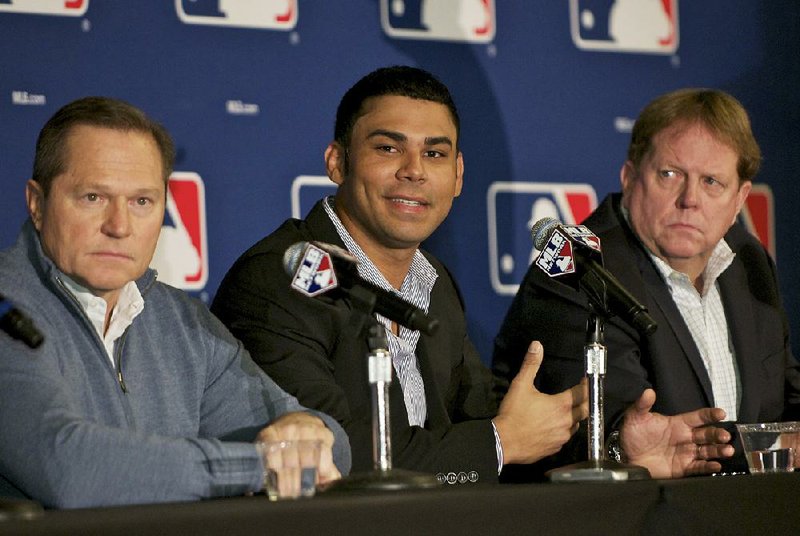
0, 96, 350, 509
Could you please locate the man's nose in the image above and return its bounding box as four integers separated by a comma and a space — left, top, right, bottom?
677, 177, 701, 208
396, 152, 425, 182
101, 199, 132, 238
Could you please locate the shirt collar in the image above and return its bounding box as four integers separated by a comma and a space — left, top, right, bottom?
322, 196, 438, 299
61, 275, 144, 337
620, 204, 735, 295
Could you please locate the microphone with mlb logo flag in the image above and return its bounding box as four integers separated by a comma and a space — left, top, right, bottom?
530, 217, 656, 336
283, 241, 439, 335
282, 240, 440, 491
530, 217, 653, 482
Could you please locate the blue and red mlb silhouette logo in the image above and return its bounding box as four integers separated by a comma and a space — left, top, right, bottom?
561, 224, 602, 253
535, 228, 577, 278
0, 0, 88, 16
569, 0, 678, 54
150, 172, 208, 291
291, 175, 337, 219
176, 0, 297, 30
487, 182, 597, 295
741, 184, 776, 259
290, 244, 338, 298
381, 0, 495, 43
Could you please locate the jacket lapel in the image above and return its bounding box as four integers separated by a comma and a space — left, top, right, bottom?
719, 259, 759, 421
639, 260, 715, 405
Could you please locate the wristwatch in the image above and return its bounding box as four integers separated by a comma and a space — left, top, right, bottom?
606, 430, 627, 463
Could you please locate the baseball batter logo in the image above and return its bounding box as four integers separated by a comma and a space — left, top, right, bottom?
150, 172, 208, 290
291, 175, 337, 219
535, 229, 576, 278
741, 183, 775, 259
176, 0, 297, 30
381, 0, 495, 43
487, 181, 597, 295
290, 243, 338, 297
0, 0, 88, 16
570, 0, 678, 54
561, 224, 602, 253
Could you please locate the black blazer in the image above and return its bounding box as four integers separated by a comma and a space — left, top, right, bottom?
212, 200, 499, 483
493, 194, 800, 475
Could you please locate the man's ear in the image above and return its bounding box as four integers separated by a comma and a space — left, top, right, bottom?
26, 180, 45, 231
620, 161, 636, 195
733, 180, 752, 224
324, 142, 346, 186
454, 151, 464, 198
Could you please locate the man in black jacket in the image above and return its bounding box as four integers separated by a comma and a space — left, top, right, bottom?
494, 88, 800, 475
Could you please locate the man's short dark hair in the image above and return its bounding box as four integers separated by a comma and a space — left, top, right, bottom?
33, 96, 175, 196
333, 66, 460, 153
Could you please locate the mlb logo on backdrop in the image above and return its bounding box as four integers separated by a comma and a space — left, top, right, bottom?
150, 172, 209, 291
569, 0, 679, 54
381, 0, 495, 43
0, 0, 88, 16
291, 175, 336, 219
487, 182, 597, 296
176, 0, 297, 30
741, 184, 776, 259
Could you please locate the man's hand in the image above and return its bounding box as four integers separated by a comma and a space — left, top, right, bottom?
493, 341, 589, 465
256, 412, 341, 484
620, 388, 734, 478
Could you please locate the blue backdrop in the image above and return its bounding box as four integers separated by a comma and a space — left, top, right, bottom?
2, 1, 798, 364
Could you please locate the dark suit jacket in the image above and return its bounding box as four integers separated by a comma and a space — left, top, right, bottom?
212, 200, 499, 483
493, 193, 800, 476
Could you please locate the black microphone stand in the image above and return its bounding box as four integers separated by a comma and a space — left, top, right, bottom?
320, 286, 440, 492
547, 309, 650, 482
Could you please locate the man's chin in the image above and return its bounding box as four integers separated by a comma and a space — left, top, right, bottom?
82, 274, 143, 296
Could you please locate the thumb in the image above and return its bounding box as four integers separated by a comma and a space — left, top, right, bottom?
512, 341, 544, 389
632, 388, 656, 416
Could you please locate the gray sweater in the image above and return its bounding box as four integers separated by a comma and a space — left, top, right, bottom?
0, 221, 351, 508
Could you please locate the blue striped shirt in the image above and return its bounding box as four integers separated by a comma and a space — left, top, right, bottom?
323, 196, 436, 427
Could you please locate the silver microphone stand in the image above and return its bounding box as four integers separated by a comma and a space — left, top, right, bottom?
547, 313, 650, 482
321, 288, 439, 492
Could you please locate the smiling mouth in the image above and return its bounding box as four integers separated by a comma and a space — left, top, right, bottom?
390, 198, 427, 207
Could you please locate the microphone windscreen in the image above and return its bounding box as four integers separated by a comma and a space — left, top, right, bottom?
530, 217, 561, 250
282, 241, 309, 276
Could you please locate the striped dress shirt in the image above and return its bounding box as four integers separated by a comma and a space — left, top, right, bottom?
323, 197, 436, 427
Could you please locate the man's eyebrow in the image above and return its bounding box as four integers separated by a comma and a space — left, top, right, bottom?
366, 130, 453, 147
367, 129, 406, 142
424, 136, 453, 147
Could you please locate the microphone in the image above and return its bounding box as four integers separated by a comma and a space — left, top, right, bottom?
530, 218, 657, 336
283, 241, 439, 335
0, 295, 44, 348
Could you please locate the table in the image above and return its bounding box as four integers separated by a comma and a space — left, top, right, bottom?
2, 472, 798, 535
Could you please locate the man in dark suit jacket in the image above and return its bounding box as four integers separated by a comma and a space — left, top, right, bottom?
211, 66, 590, 484
494, 88, 800, 475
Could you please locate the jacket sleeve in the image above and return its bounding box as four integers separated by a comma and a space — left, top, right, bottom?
194, 305, 352, 475
0, 331, 264, 509
0, 293, 350, 509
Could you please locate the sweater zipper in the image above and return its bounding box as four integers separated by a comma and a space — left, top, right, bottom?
55, 277, 128, 393
114, 332, 128, 393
